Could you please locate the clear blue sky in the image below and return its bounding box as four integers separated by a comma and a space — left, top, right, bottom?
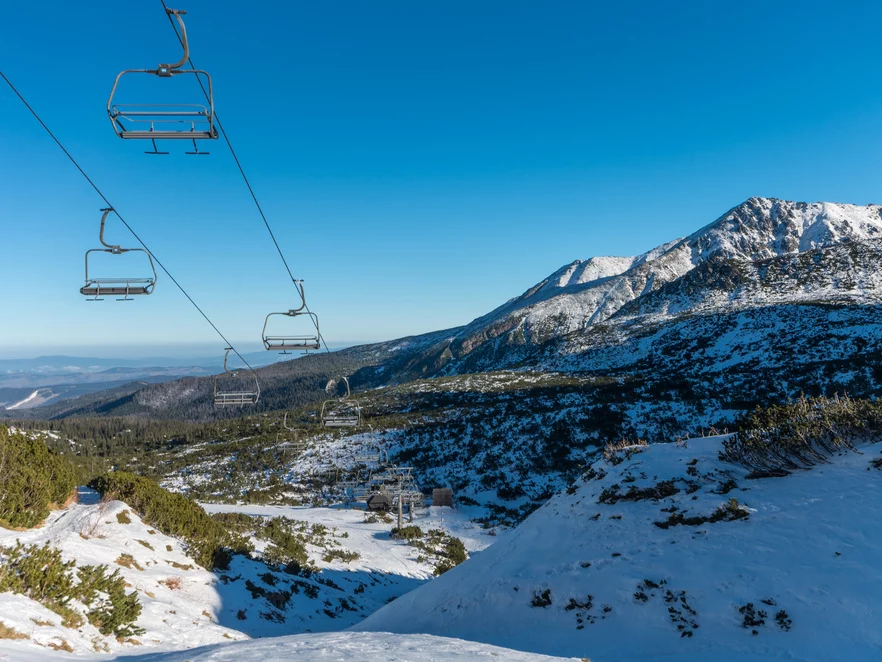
3, 0, 882, 357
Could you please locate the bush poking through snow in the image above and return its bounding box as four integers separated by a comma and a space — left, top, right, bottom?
389, 526, 468, 575
725, 395, 882, 474
259, 518, 310, 568
598, 480, 679, 505
654, 498, 750, 529
322, 549, 361, 563
0, 542, 143, 637
391, 525, 424, 541
531, 589, 552, 608
603, 438, 648, 465
775, 610, 793, 631
115, 554, 143, 571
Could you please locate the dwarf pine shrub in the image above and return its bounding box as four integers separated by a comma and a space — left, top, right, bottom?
0, 542, 142, 637
0, 426, 76, 528
259, 517, 309, 568
724, 395, 882, 473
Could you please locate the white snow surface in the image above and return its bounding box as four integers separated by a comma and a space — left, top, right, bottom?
356, 435, 882, 661
0, 488, 248, 657
4, 390, 41, 410
115, 632, 578, 661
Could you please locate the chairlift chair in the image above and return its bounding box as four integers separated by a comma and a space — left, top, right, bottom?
320, 376, 362, 428
81, 208, 157, 300
213, 348, 260, 407
279, 413, 307, 451
262, 282, 321, 353
107, 8, 218, 154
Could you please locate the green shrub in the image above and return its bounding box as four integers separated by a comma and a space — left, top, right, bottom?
391, 525, 423, 541
0, 542, 75, 605
726, 395, 882, 473
90, 472, 252, 569
260, 518, 308, 568
322, 549, 360, 563
0, 542, 142, 637
211, 512, 256, 534
0, 426, 76, 528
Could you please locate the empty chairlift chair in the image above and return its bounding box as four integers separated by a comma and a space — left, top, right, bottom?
279, 413, 308, 451
107, 8, 218, 154
262, 282, 321, 353
321, 376, 362, 428
214, 348, 260, 407
81, 208, 157, 300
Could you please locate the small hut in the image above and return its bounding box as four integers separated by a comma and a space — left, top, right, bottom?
432, 488, 453, 507
366, 492, 393, 512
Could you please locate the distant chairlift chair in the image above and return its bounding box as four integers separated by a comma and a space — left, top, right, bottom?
107, 8, 218, 154
280, 413, 308, 451
320, 376, 362, 428
213, 348, 260, 407
81, 208, 157, 300
262, 281, 321, 353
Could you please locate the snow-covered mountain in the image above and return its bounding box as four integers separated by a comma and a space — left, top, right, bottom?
422, 197, 882, 372
356, 435, 882, 661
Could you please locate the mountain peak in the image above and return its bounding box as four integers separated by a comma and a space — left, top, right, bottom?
690, 197, 882, 263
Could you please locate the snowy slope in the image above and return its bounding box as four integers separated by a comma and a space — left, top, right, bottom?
356, 436, 882, 661
126, 632, 580, 661
0, 633, 578, 661
0, 489, 247, 657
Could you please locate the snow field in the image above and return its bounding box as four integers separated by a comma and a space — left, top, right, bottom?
356, 436, 882, 662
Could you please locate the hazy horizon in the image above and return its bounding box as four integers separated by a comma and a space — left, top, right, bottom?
0, 340, 366, 361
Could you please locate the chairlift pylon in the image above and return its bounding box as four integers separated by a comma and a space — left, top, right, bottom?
213, 348, 260, 407
107, 8, 218, 154
81, 208, 157, 301
262, 281, 321, 353
320, 376, 362, 428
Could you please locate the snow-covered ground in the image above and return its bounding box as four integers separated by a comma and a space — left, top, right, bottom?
0, 633, 577, 661
0, 488, 503, 660
0, 494, 569, 662
201, 502, 495, 574
0, 488, 247, 657
123, 632, 579, 661
356, 435, 882, 661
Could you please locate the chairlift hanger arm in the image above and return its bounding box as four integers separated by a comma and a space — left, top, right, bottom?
161, 9, 190, 72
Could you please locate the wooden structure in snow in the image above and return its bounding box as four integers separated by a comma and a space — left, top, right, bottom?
432, 488, 453, 507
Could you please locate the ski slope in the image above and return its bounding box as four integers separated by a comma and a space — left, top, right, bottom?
356, 435, 882, 661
